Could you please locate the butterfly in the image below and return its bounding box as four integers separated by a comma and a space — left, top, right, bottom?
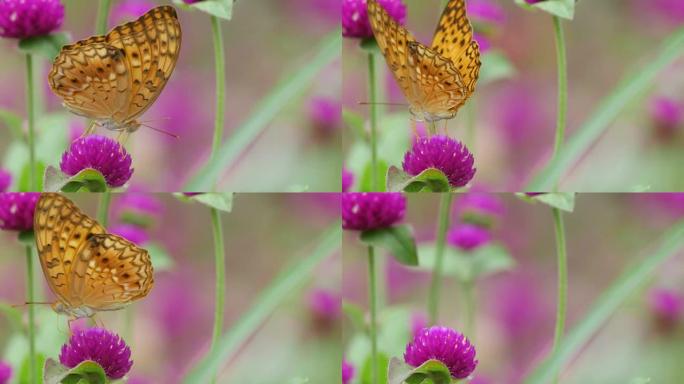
33, 193, 154, 319
367, 0, 480, 123
48, 6, 182, 142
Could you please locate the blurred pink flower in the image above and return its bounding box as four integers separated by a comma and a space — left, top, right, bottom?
110, 0, 155, 25
454, 191, 505, 227
309, 288, 342, 324
649, 288, 682, 329
342, 0, 406, 38
309, 96, 341, 135
0, 361, 10, 384
342, 359, 355, 384
0, 169, 11, 192
112, 192, 164, 227
634, 0, 684, 24
473, 32, 491, 53
447, 224, 491, 251
109, 223, 149, 246
467, 0, 505, 26
649, 96, 682, 139
342, 168, 354, 192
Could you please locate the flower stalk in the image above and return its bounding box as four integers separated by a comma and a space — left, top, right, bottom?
25, 54, 37, 191
550, 207, 568, 384
209, 15, 226, 187
551, 15, 567, 188
25, 244, 37, 384
428, 193, 454, 324
209, 207, 226, 384
367, 52, 379, 191
367, 245, 379, 384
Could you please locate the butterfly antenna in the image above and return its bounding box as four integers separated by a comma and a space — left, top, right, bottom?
13, 301, 53, 308
140, 123, 179, 139
358, 101, 409, 107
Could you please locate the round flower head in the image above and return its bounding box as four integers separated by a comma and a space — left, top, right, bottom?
342, 168, 354, 192
60, 135, 134, 188
342, 192, 406, 231
0, 0, 64, 39
402, 135, 476, 188
309, 96, 341, 134
455, 191, 504, 226
309, 288, 342, 322
0, 169, 11, 192
447, 224, 491, 251
342, 359, 355, 384
467, 0, 505, 26
404, 326, 478, 379
0, 192, 39, 231
649, 288, 682, 327
109, 224, 149, 246
112, 192, 163, 226
110, 0, 156, 25
342, 0, 406, 38
59, 327, 133, 380
0, 361, 11, 384
650, 96, 682, 137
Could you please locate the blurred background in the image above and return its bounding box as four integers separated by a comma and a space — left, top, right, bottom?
0, 193, 341, 383
0, 0, 341, 192
342, 0, 684, 192
343, 193, 684, 383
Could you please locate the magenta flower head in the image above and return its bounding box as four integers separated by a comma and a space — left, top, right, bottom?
455, 191, 504, 226
649, 288, 682, 328
650, 96, 682, 137
0, 0, 64, 39
0, 192, 39, 232
60, 135, 133, 188
308, 288, 342, 322
447, 224, 491, 251
109, 224, 149, 246
403, 135, 476, 188
467, 0, 505, 26
342, 192, 406, 231
342, 359, 355, 384
404, 326, 478, 379
0, 169, 11, 192
110, 0, 155, 25
309, 96, 341, 134
59, 327, 133, 380
0, 361, 11, 384
112, 192, 163, 226
342, 168, 354, 192
342, 0, 406, 39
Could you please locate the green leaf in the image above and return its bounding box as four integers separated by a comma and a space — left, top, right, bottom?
417, 244, 515, 283
182, 224, 341, 383
388, 358, 454, 384
43, 359, 107, 384
360, 37, 381, 54
361, 159, 388, 192
479, 50, 516, 84
43, 166, 108, 193
524, 220, 684, 384
386, 166, 451, 192
191, 192, 233, 212
342, 301, 367, 333
185, 30, 341, 190
0, 109, 24, 140
144, 242, 175, 272
526, 26, 684, 191
361, 225, 418, 266
173, 0, 234, 20
522, 193, 576, 212
361, 352, 389, 384
21, 352, 46, 384
514, 0, 575, 20
18, 33, 70, 59
19, 160, 44, 192
17, 230, 35, 245
343, 109, 367, 142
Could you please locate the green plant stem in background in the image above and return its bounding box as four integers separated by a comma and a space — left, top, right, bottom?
551, 16, 567, 186
209, 207, 226, 384
97, 191, 112, 227
367, 52, 379, 191
24, 245, 37, 384
25, 54, 37, 191
550, 207, 567, 384
95, 0, 112, 35
525, 219, 684, 384
182, 223, 340, 383
465, 99, 476, 150
461, 280, 476, 339
209, 15, 226, 189
526, 26, 684, 190
367, 245, 379, 384
428, 193, 454, 324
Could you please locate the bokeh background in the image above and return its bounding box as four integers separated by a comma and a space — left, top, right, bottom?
0, 0, 341, 192
343, 193, 684, 383
0, 193, 341, 383
342, 0, 684, 192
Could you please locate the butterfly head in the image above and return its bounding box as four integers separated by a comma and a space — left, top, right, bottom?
100, 119, 141, 133
408, 105, 458, 123
52, 302, 97, 319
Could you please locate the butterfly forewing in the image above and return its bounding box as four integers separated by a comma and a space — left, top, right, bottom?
34, 193, 154, 316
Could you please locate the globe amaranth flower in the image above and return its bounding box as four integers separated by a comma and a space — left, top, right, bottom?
59, 327, 133, 380
110, 0, 155, 25
650, 96, 682, 138
0, 0, 64, 39
343, 0, 406, 38
455, 191, 504, 227
342, 168, 354, 192
467, 0, 505, 26
0, 169, 11, 192
342, 359, 355, 384
0, 192, 39, 231
447, 224, 491, 251
112, 192, 163, 226
109, 224, 149, 246
309, 96, 341, 134
60, 135, 133, 188
649, 288, 682, 327
309, 288, 342, 322
404, 326, 478, 379
342, 192, 406, 231
402, 135, 476, 188
0, 361, 11, 384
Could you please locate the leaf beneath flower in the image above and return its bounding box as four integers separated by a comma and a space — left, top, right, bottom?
43, 359, 107, 384
417, 243, 515, 283
361, 225, 418, 266
518, 192, 576, 212
172, 0, 234, 20
514, 0, 575, 20
386, 166, 451, 192
479, 50, 516, 84
388, 357, 454, 384
19, 33, 70, 60
43, 166, 108, 192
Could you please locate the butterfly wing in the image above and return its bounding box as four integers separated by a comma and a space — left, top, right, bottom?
48, 37, 131, 122
34, 193, 107, 307
105, 6, 182, 122
71, 233, 154, 311
431, 0, 480, 98
367, 0, 421, 106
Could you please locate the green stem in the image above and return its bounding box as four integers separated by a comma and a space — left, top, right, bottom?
97, 191, 112, 227
25, 245, 36, 384
428, 193, 454, 324
367, 52, 379, 191
551, 15, 567, 189
550, 208, 568, 384
95, 0, 112, 35
25, 54, 36, 191
465, 99, 476, 150
209, 16, 226, 189
368, 245, 379, 384
209, 207, 226, 383
462, 280, 476, 339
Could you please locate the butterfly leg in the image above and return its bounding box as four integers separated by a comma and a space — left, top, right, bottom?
116, 130, 130, 148
83, 121, 98, 137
